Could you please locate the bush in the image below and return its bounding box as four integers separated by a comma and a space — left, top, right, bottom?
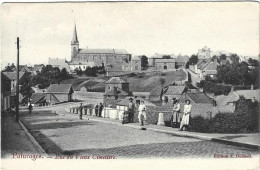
190, 97, 259, 133
197, 80, 231, 95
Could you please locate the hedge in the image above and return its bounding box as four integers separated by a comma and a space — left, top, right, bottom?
190, 98, 259, 133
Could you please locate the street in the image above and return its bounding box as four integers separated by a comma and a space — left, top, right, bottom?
18, 112, 258, 159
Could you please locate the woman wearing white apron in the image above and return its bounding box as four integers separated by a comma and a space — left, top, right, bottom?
180, 100, 192, 131
138, 101, 147, 126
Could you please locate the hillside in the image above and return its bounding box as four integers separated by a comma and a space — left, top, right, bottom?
124, 70, 187, 92
60, 70, 187, 92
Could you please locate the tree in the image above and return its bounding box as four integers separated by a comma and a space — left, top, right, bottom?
248, 58, 259, 67
189, 55, 198, 65
32, 65, 72, 88
219, 54, 227, 60
85, 67, 97, 77
75, 67, 83, 75
162, 55, 171, 59
229, 54, 239, 64
140, 55, 148, 69
211, 55, 220, 63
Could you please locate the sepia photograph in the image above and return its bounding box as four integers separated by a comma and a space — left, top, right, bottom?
1, 1, 259, 170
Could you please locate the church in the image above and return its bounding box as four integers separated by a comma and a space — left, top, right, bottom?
69, 25, 141, 76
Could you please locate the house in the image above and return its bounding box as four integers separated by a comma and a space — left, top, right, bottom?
2, 71, 26, 90
130, 56, 141, 72
103, 77, 130, 105
175, 55, 189, 69
45, 84, 74, 104
216, 88, 260, 106
48, 58, 70, 71
30, 93, 46, 107
33, 64, 44, 72
197, 46, 212, 60
154, 59, 175, 71
200, 60, 219, 79
10, 86, 26, 106
1, 73, 11, 111
178, 91, 215, 118
162, 85, 186, 103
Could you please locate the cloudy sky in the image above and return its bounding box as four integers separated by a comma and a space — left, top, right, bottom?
1, 2, 259, 67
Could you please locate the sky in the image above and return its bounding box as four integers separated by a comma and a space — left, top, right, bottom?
1, 2, 259, 67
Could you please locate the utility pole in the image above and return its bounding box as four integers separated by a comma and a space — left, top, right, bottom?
16, 37, 20, 122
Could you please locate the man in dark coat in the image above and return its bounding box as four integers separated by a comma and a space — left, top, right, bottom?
79, 103, 83, 120
99, 103, 103, 117
28, 103, 33, 114
128, 98, 135, 123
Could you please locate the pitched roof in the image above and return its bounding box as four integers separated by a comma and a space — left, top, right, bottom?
175, 55, 189, 63
78, 48, 129, 54
233, 89, 260, 101
46, 84, 73, 94
131, 56, 141, 61
164, 85, 186, 95
186, 92, 212, 104
48, 58, 67, 66
105, 77, 127, 84
216, 93, 236, 106
3, 71, 25, 80
30, 93, 46, 104
203, 62, 219, 71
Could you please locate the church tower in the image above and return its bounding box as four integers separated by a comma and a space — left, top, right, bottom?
71, 24, 79, 61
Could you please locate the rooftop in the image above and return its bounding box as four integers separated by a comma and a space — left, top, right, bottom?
186, 92, 212, 104
105, 77, 127, 84
2, 71, 26, 81
46, 84, 73, 94
78, 48, 129, 54
164, 85, 186, 95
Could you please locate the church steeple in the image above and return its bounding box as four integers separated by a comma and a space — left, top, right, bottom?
71, 24, 79, 61
71, 24, 79, 44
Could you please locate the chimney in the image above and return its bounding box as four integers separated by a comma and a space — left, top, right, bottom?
214, 58, 218, 64
251, 84, 254, 90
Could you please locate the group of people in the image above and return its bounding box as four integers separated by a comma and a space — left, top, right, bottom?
94, 103, 104, 117
128, 98, 147, 126
172, 98, 192, 131
128, 97, 192, 130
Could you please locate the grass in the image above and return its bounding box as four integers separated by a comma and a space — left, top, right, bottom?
61, 70, 186, 93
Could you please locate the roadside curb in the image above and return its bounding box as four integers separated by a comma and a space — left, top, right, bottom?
19, 120, 48, 156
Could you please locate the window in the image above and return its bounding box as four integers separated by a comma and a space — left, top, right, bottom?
135, 66, 138, 70
164, 65, 167, 70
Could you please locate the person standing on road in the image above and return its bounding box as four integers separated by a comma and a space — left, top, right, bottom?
28, 103, 33, 114
95, 103, 99, 116
99, 103, 103, 117
180, 100, 192, 131
128, 98, 135, 123
172, 100, 181, 128
79, 103, 83, 120
138, 101, 147, 126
